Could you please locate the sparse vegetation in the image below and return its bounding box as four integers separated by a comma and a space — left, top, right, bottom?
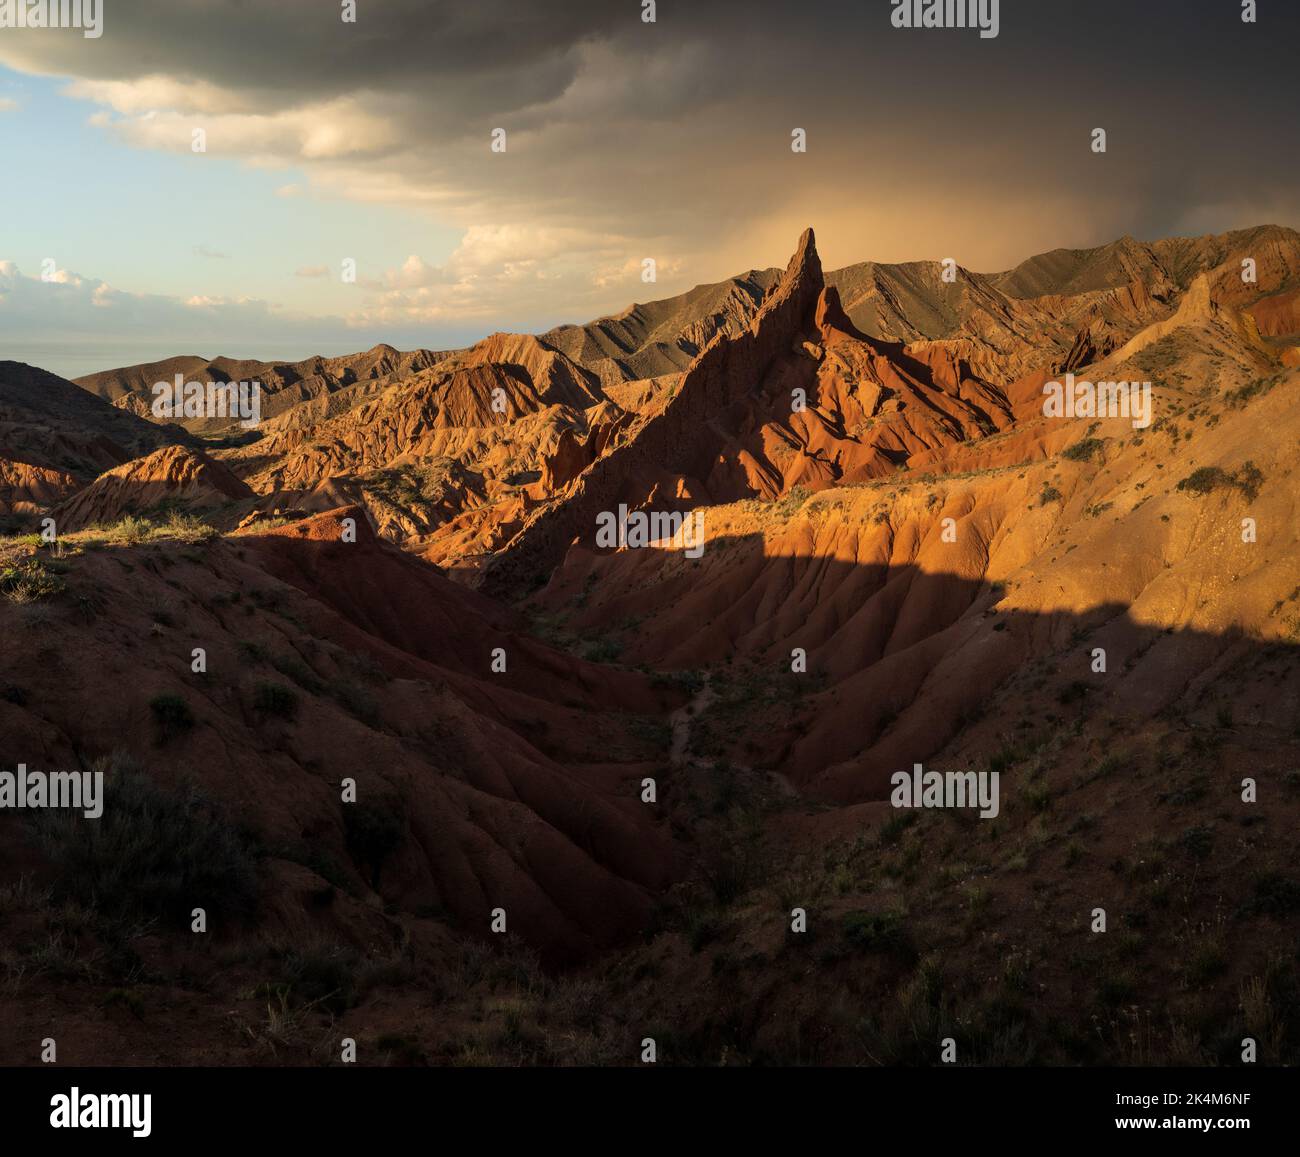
2, 223, 1299, 1075
1225, 374, 1283, 408
1176, 461, 1264, 501
841, 910, 916, 962
149, 692, 195, 739
772, 486, 811, 519
0, 557, 64, 603
1061, 437, 1105, 463
24, 752, 260, 925
253, 682, 298, 718
363, 460, 457, 510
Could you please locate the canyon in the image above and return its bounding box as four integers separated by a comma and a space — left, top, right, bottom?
0, 223, 1297, 1065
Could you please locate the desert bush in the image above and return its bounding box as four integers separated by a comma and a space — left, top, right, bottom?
841, 910, 917, 962
149, 693, 195, 740
158, 512, 218, 544
582, 638, 623, 664
100, 515, 153, 545
1177, 462, 1263, 501
1177, 466, 1231, 495
253, 681, 298, 718
1225, 375, 1282, 408
1061, 437, 1105, 462
0, 558, 64, 603
25, 751, 260, 924
271, 653, 324, 694
1236, 461, 1264, 501
877, 810, 917, 847
270, 945, 362, 1014
772, 486, 811, 519
1178, 825, 1214, 861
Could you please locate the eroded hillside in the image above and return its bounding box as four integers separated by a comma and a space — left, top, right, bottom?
2, 225, 1298, 1065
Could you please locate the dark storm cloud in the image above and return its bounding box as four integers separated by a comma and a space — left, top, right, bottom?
1, 0, 1297, 303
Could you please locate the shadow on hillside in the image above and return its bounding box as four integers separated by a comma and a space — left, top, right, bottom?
518, 524, 1300, 799
4, 510, 1297, 800
1, 513, 1299, 1065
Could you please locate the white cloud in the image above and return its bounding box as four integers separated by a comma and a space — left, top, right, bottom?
63, 75, 258, 117
69, 84, 402, 164
0, 260, 342, 346
0, 259, 494, 377
343, 224, 651, 326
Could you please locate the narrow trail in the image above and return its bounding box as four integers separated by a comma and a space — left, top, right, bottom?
669, 674, 715, 769
668, 672, 799, 798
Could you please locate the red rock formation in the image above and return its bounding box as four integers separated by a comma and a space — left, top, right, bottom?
54, 445, 253, 532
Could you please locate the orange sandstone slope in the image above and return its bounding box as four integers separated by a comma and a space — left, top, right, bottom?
53, 445, 255, 533
29, 223, 1300, 818
480, 228, 1018, 597
55, 224, 1298, 575
527, 248, 1300, 807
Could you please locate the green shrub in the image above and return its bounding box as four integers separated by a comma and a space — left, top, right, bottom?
773, 486, 812, 519
842, 910, 916, 962
877, 810, 917, 847
101, 515, 154, 545
1236, 461, 1264, 501
156, 512, 217, 544
149, 693, 195, 740
0, 558, 64, 603
1179, 825, 1214, 861
583, 638, 623, 664
1177, 467, 1231, 495
1061, 438, 1105, 462
25, 752, 260, 924
1225, 376, 1281, 408
101, 988, 146, 1018
253, 682, 298, 718
1177, 462, 1263, 501
275, 945, 361, 1014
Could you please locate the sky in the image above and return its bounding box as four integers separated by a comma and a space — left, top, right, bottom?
1, 0, 1298, 377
